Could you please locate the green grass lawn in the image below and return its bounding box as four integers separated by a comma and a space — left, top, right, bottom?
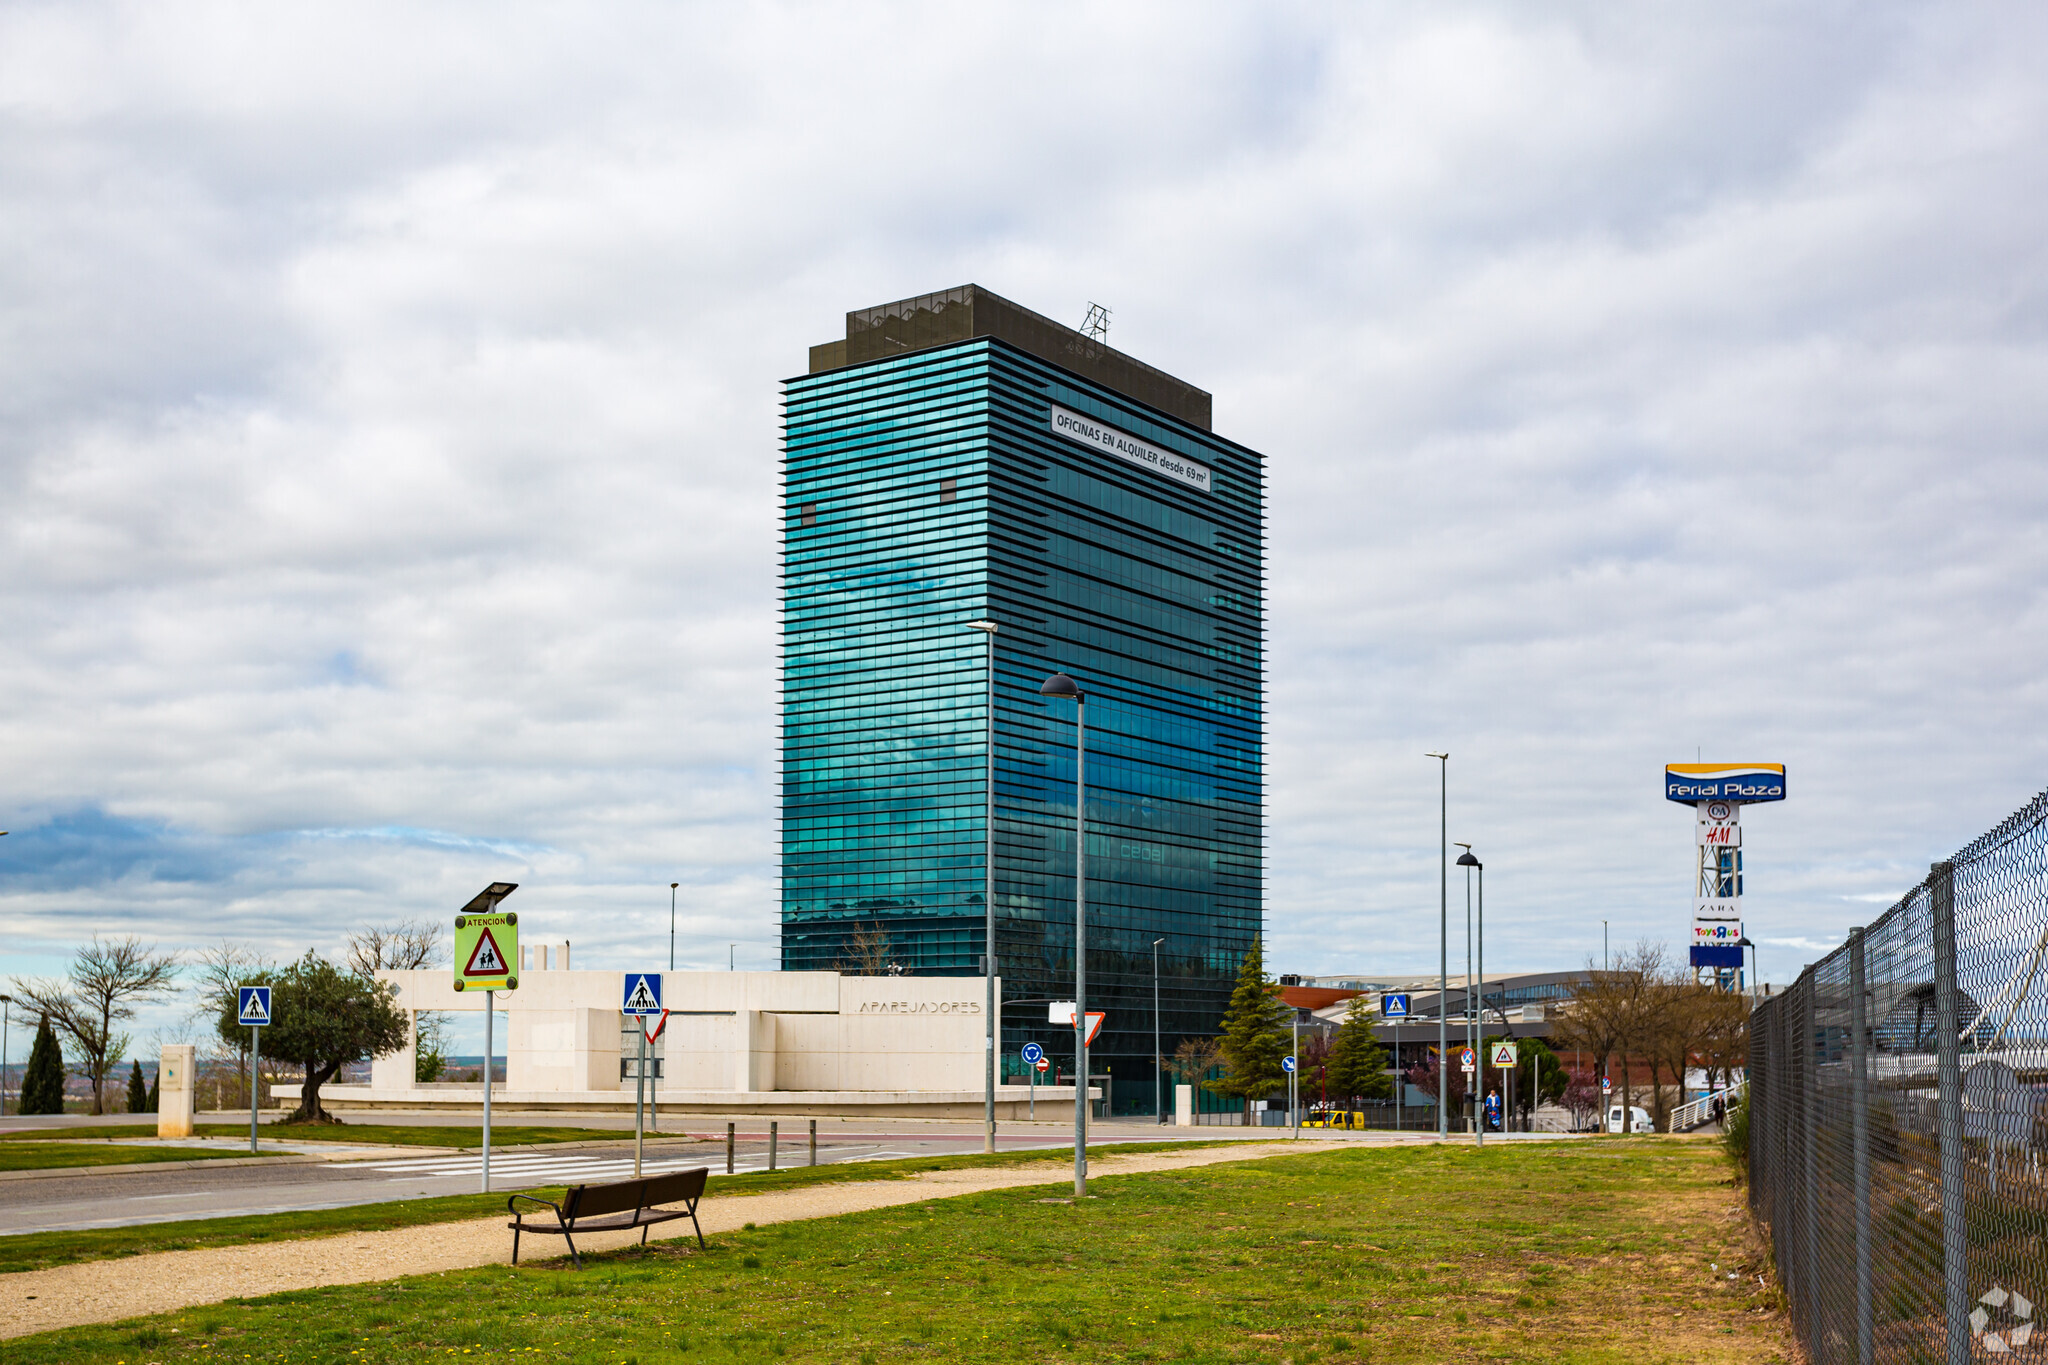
8, 1140, 1790, 1364
0, 1140, 1226, 1275
0, 1122, 674, 1148
0, 1142, 261, 1173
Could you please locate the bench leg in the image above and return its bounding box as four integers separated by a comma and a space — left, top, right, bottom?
690, 1210, 705, 1250
564, 1229, 582, 1271
511, 1221, 521, 1266
640, 1222, 651, 1247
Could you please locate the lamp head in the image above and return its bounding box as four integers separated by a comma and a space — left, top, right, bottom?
966, 620, 998, 633
1456, 851, 1481, 868
670, 882, 679, 890
1039, 672, 1081, 699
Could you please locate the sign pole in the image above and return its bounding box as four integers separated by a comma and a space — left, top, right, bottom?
249, 1023, 260, 1153
1291, 1015, 1299, 1139
482, 989, 493, 1194
635, 1029, 646, 1178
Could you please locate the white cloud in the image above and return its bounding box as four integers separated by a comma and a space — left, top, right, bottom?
2, 2, 2045, 1041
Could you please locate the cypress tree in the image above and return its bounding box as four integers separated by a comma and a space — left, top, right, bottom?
146, 1066, 159, 1112
1207, 940, 1291, 1120
126, 1059, 148, 1113
20, 1017, 66, 1115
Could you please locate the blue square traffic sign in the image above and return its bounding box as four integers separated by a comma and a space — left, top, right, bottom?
238, 985, 272, 1027
622, 973, 664, 1015
1382, 992, 1410, 1018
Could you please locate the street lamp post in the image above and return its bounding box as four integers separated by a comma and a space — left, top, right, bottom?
1041, 670, 1088, 1196
0, 993, 13, 1118
669, 883, 679, 972
1152, 937, 1165, 1124
968, 620, 1000, 1154
1458, 846, 1479, 1143
1427, 754, 1448, 1139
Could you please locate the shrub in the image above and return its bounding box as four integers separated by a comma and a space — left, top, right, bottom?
1722, 1089, 1750, 1172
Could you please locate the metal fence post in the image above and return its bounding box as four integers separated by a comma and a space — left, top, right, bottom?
1849, 926, 1872, 1365
726, 1122, 734, 1175
809, 1118, 817, 1167
769, 1120, 779, 1171
1799, 974, 1821, 1348
1930, 861, 1968, 1365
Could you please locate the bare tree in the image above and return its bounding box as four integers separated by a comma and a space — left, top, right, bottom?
1555, 941, 1666, 1122
185, 943, 272, 1113
1162, 1035, 1223, 1086
833, 921, 894, 976
346, 920, 443, 976
12, 936, 179, 1114
345, 920, 448, 1082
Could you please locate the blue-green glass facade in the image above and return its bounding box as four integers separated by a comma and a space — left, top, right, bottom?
780, 326, 1263, 1116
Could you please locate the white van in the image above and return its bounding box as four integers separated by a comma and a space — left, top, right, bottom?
1607, 1105, 1654, 1134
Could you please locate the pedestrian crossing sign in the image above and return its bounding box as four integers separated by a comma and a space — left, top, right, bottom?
453, 911, 518, 992
237, 985, 271, 1026
622, 973, 664, 1016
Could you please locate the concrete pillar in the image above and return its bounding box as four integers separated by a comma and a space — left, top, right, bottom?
1175, 1082, 1194, 1127
157, 1044, 196, 1138
371, 1011, 418, 1092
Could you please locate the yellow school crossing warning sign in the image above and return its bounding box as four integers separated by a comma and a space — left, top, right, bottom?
454, 910, 518, 992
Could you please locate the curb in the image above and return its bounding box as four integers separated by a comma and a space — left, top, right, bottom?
0, 1136, 714, 1184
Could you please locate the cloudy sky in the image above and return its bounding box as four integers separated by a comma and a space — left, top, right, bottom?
4, 3, 2045, 1046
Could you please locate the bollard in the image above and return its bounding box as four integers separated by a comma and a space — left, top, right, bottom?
809, 1118, 817, 1167
769, 1121, 779, 1171
726, 1122, 735, 1175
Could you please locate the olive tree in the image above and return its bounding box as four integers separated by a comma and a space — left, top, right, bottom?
216, 952, 408, 1124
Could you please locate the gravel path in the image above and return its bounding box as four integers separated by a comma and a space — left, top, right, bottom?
2, 1140, 1330, 1339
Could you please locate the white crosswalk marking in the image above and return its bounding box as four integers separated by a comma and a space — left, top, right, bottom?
329, 1141, 936, 1185
333, 1152, 719, 1181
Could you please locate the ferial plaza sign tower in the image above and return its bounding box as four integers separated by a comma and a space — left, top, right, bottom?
1665, 763, 1786, 990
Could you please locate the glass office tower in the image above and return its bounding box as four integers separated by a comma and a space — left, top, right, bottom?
780, 286, 1264, 1116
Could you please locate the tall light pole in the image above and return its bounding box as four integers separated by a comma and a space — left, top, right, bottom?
0, 993, 13, 1118
968, 620, 999, 1154
1427, 754, 1448, 1138
1041, 670, 1088, 1196
669, 883, 679, 972
1152, 937, 1165, 1124
1457, 846, 1479, 1142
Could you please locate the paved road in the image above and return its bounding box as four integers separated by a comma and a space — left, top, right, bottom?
2, 1114, 1326, 1236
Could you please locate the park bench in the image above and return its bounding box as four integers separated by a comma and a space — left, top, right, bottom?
507, 1167, 708, 1268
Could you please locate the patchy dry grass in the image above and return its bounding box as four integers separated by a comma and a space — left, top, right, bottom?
7, 1138, 1791, 1363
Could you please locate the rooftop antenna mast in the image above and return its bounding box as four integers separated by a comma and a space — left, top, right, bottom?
1080, 302, 1111, 342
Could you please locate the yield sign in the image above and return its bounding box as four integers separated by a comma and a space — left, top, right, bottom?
463, 927, 510, 979
1082, 1011, 1105, 1046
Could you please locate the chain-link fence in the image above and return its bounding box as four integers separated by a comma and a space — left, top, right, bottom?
1750, 786, 2048, 1363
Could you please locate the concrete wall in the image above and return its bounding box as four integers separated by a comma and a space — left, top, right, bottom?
352, 969, 992, 1104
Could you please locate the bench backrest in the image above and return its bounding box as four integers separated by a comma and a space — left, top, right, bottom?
641, 1167, 707, 1209
559, 1167, 709, 1222
563, 1177, 649, 1221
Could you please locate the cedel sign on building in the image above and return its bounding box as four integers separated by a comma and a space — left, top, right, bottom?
1049, 405, 1210, 493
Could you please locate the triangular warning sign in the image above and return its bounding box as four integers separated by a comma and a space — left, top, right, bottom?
624, 976, 659, 1012
463, 926, 509, 977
